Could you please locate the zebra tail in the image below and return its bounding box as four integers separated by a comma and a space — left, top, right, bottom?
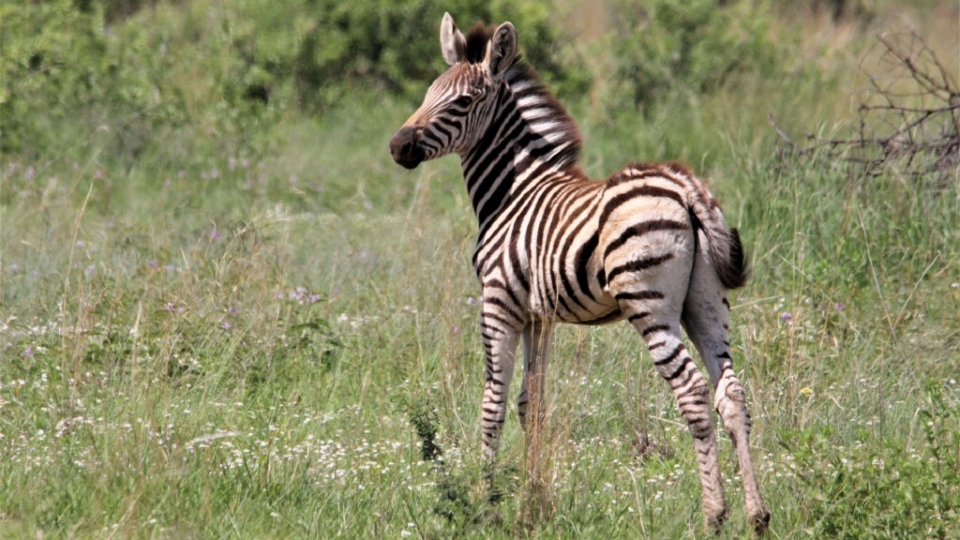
717, 227, 749, 290
689, 206, 750, 291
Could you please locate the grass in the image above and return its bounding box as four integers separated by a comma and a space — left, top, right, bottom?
2, 4, 960, 539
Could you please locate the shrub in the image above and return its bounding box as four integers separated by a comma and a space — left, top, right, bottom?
0, 1, 189, 159
237, 0, 589, 111
604, 0, 783, 113
0, 0, 588, 161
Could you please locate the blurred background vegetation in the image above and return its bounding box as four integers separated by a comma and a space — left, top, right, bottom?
1, 1, 959, 538
0, 0, 850, 160
2, 0, 953, 170
1, 0, 588, 161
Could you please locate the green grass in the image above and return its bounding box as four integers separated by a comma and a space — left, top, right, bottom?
3, 6, 960, 540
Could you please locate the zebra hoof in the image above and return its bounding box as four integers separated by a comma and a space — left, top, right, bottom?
704, 505, 730, 531
749, 506, 771, 536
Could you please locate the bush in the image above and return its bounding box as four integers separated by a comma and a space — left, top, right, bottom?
0, 0, 587, 161
235, 0, 588, 111
604, 0, 783, 113
0, 1, 193, 159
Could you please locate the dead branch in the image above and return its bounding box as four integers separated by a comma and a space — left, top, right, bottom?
771, 25, 960, 184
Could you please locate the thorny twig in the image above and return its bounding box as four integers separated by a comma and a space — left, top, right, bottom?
770, 25, 960, 184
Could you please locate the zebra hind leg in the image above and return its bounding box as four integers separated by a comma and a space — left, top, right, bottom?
715, 372, 770, 535
685, 321, 770, 534
681, 254, 770, 534
623, 304, 729, 529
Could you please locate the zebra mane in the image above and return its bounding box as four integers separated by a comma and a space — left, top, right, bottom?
464, 23, 584, 171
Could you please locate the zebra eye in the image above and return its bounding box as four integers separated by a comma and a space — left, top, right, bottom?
453, 96, 472, 108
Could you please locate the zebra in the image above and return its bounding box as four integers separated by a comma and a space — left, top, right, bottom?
389, 13, 770, 534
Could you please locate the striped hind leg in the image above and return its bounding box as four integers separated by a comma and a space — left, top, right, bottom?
617, 291, 729, 529
682, 270, 770, 534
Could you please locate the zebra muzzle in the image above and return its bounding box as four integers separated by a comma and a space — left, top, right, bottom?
389, 127, 426, 169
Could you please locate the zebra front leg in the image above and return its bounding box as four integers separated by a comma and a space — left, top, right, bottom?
518, 321, 554, 435
479, 309, 522, 461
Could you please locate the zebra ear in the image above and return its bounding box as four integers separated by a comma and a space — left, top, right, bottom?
485, 22, 517, 78
440, 13, 466, 66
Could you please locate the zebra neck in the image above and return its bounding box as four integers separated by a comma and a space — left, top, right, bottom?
461, 116, 520, 235
462, 96, 570, 238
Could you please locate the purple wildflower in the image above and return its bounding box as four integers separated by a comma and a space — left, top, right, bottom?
148, 260, 159, 269
781, 312, 793, 323
24, 346, 34, 359
210, 230, 222, 241
835, 302, 845, 312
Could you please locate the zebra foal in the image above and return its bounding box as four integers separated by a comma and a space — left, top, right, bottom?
389, 13, 770, 534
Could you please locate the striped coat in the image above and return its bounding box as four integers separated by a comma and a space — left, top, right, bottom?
390, 13, 770, 534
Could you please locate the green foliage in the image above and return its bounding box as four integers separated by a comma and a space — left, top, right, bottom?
1, 1, 133, 156
2, 1, 959, 538
239, 0, 589, 111
0, 0, 587, 161
408, 398, 443, 462
71, 0, 159, 22
0, 0, 242, 160
605, 0, 783, 113
789, 382, 960, 539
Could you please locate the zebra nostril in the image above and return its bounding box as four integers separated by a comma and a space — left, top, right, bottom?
389, 126, 425, 169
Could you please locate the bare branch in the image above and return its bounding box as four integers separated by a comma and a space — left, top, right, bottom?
768, 113, 810, 155
774, 26, 960, 185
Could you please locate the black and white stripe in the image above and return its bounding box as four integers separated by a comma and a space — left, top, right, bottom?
389, 13, 770, 534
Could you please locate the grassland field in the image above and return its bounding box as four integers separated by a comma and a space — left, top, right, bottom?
1, 1, 959, 538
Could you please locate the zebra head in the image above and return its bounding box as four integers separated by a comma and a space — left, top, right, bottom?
390, 13, 517, 169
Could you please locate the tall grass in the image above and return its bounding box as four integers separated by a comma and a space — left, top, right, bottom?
2, 3, 959, 539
